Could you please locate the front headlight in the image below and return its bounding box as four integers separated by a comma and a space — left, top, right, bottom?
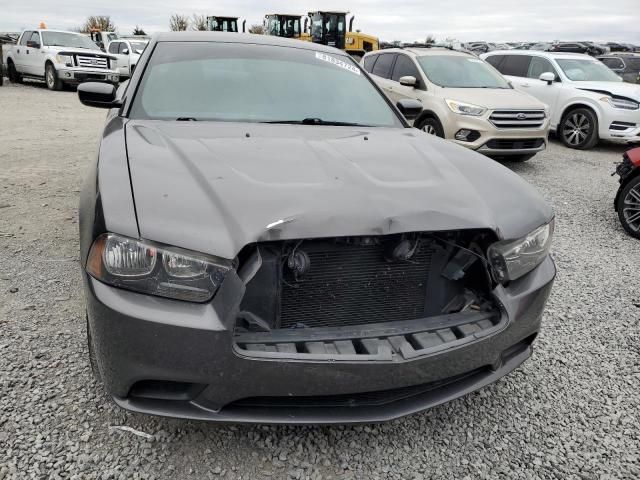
600, 96, 640, 110
488, 219, 554, 283
55, 54, 74, 67
445, 99, 487, 116
86, 233, 232, 302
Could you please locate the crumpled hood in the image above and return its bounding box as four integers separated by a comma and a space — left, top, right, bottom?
125, 121, 553, 259
576, 81, 640, 100
441, 87, 546, 110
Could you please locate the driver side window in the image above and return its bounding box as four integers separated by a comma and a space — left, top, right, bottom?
108, 42, 119, 54
527, 57, 559, 81
118, 43, 129, 54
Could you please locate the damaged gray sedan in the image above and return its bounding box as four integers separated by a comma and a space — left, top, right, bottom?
78, 32, 556, 424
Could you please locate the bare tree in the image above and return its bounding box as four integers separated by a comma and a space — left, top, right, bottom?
191, 14, 207, 31
248, 24, 264, 35
425, 34, 437, 44
133, 25, 146, 36
80, 16, 116, 33
169, 14, 189, 32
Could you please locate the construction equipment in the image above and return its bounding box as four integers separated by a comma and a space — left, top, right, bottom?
206, 16, 246, 33
305, 11, 378, 59
263, 14, 303, 38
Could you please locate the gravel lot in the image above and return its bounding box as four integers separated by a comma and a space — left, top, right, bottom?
1, 79, 639, 480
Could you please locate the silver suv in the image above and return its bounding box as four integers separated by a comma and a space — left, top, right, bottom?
363, 47, 551, 161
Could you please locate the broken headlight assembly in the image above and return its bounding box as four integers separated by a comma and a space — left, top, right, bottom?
487, 219, 554, 283
86, 233, 232, 302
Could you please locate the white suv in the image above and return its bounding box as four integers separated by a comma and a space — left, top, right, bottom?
482, 50, 640, 149
363, 47, 550, 161
107, 38, 148, 79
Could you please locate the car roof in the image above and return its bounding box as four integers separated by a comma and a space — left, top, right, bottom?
485, 50, 593, 60
367, 47, 472, 58
153, 31, 349, 56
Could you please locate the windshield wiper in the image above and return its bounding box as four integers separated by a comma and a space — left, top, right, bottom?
176, 117, 199, 121
263, 118, 372, 127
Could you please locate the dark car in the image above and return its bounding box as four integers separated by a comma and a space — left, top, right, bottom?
614, 147, 640, 238
550, 42, 603, 56
606, 42, 633, 53
598, 54, 640, 84
77, 32, 555, 424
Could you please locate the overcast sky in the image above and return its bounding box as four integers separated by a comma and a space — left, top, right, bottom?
2, 0, 639, 43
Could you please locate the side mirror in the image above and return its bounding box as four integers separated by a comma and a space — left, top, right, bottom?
26, 41, 41, 49
78, 82, 120, 109
539, 72, 555, 85
396, 99, 423, 120
122, 49, 129, 55
399, 75, 417, 87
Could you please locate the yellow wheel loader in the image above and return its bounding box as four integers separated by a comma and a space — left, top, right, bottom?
305, 11, 378, 59
206, 16, 246, 33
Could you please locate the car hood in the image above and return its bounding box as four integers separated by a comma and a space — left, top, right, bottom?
47, 45, 107, 56
575, 81, 640, 100
441, 87, 547, 110
125, 121, 553, 259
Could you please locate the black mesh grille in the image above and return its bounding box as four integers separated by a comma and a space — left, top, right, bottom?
226, 368, 486, 409
279, 240, 432, 329
485, 138, 545, 150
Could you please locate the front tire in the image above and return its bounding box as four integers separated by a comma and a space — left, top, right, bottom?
617, 175, 640, 239
45, 63, 63, 91
416, 117, 445, 138
8, 61, 22, 83
559, 108, 599, 150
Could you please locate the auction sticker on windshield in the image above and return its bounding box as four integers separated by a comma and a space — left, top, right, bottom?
315, 52, 361, 75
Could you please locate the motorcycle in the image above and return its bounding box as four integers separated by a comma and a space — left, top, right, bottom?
614, 146, 640, 238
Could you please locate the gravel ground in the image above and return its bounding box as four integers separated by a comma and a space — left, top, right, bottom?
1, 79, 639, 480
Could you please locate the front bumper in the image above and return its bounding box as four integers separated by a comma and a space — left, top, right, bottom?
57, 67, 119, 84
435, 111, 550, 157
599, 105, 640, 143
85, 256, 556, 424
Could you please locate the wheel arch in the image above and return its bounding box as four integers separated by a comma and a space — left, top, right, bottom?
559, 101, 601, 126
414, 109, 442, 128
615, 169, 640, 211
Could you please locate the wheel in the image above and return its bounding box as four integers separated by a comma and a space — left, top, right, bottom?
7, 61, 22, 83
559, 108, 599, 150
45, 63, 63, 91
86, 314, 102, 382
416, 117, 444, 137
617, 175, 640, 239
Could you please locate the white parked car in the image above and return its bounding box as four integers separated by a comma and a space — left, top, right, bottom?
107, 38, 148, 79
482, 51, 640, 149
363, 47, 550, 161
5, 29, 119, 90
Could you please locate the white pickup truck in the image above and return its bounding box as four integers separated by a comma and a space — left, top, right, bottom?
106, 37, 149, 79
5, 29, 119, 90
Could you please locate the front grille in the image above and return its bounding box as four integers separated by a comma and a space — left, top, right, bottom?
279, 239, 433, 329
76, 55, 109, 69
485, 138, 545, 150
489, 110, 546, 129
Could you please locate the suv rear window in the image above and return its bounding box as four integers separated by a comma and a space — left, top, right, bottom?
362, 54, 377, 73
498, 55, 531, 77
371, 54, 396, 79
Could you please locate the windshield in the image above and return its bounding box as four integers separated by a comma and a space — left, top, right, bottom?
129, 41, 147, 54
557, 58, 622, 81
417, 55, 511, 88
130, 42, 401, 127
41, 31, 99, 50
